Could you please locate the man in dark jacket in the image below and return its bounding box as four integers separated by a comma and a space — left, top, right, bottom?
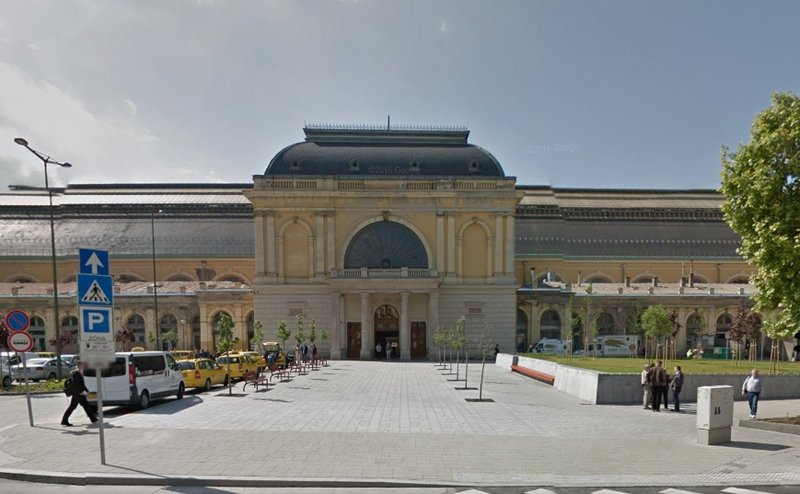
649, 360, 668, 412
61, 362, 98, 426
671, 365, 685, 412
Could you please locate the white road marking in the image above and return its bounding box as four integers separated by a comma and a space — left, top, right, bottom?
722, 488, 775, 494
660, 489, 704, 494
525, 489, 558, 494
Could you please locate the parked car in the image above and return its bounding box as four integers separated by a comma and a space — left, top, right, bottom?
11, 358, 74, 382
170, 350, 195, 362
84, 351, 185, 409
36, 352, 55, 359
61, 354, 80, 366
241, 351, 266, 373
215, 353, 257, 380
261, 342, 287, 368
177, 358, 229, 391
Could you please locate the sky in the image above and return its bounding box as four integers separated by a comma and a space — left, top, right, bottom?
0, 0, 798, 190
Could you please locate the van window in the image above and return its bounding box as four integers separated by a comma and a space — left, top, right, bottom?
133, 355, 166, 376
84, 357, 127, 378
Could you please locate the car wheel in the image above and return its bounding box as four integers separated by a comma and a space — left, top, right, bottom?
47, 373, 57, 381
204, 378, 212, 392
177, 382, 185, 399
140, 391, 150, 409
2, 375, 10, 388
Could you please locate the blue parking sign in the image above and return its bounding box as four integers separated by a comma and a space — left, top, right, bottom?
80, 307, 112, 333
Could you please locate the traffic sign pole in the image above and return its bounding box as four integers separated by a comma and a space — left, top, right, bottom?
96, 374, 106, 465
20, 352, 33, 427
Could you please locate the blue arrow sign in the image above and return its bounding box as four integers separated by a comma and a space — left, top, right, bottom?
77, 274, 114, 307
79, 248, 110, 276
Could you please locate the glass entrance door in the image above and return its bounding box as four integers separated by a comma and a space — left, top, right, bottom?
374, 305, 399, 359
347, 323, 361, 359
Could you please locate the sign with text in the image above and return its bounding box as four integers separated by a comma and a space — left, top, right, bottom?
77, 248, 115, 368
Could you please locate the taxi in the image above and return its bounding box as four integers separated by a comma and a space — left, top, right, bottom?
171, 350, 195, 362
214, 352, 257, 380
242, 351, 266, 373
177, 358, 229, 391
261, 341, 287, 368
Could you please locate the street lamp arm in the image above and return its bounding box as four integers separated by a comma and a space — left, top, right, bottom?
14, 138, 73, 167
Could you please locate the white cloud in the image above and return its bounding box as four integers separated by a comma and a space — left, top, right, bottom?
0, 61, 191, 188
27, 42, 40, 51
440, 19, 450, 34
124, 99, 138, 116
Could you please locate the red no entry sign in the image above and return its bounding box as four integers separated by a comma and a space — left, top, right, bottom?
4, 310, 30, 332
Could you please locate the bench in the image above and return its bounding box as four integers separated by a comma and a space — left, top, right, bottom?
242, 372, 269, 392
268, 364, 290, 382
511, 364, 555, 385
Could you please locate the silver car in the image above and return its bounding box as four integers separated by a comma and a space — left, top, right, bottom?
11, 358, 74, 382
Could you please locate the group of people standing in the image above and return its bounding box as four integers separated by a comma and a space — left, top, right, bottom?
641, 361, 684, 412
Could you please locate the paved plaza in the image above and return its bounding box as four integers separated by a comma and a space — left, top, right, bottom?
1, 361, 800, 488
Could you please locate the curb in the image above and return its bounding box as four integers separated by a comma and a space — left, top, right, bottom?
739, 418, 800, 435
0, 468, 457, 488
0, 390, 63, 396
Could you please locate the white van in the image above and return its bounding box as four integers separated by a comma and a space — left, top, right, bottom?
532, 338, 567, 354
85, 351, 185, 409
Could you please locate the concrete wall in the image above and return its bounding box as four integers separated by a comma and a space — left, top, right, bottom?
497, 354, 800, 404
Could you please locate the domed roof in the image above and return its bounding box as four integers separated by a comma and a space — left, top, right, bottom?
264, 125, 505, 178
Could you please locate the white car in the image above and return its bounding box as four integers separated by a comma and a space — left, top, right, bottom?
11, 358, 74, 382
85, 351, 185, 409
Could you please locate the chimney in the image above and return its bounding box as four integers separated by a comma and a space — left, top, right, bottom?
648, 287, 654, 294
652, 277, 658, 287
529, 267, 536, 287
618, 287, 624, 294
689, 272, 695, 287
708, 287, 715, 295
738, 287, 745, 295
680, 277, 687, 288
625, 276, 631, 288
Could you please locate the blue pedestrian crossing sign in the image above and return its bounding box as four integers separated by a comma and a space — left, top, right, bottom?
77, 273, 114, 307
80, 307, 112, 333
79, 248, 110, 276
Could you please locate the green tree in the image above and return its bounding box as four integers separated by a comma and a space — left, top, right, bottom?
640, 305, 672, 363
318, 328, 329, 364
452, 317, 466, 381
762, 310, 796, 374
251, 320, 264, 352
276, 320, 291, 355
293, 314, 306, 362
720, 92, 800, 343
215, 312, 236, 395
581, 284, 598, 357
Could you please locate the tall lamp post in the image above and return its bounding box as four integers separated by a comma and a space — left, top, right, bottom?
14, 138, 72, 379
151, 209, 163, 350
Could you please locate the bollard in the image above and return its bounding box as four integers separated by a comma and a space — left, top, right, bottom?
697, 385, 733, 445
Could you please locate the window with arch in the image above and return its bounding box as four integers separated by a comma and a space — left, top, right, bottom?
516, 309, 528, 352
212, 311, 233, 349
344, 221, 428, 269
686, 312, 706, 349
247, 312, 255, 350
692, 275, 708, 283
586, 276, 612, 284
597, 312, 615, 335
8, 276, 35, 283
191, 315, 201, 351
715, 313, 733, 347
127, 314, 146, 344
540, 309, 561, 340
536, 272, 563, 287
633, 275, 653, 283
160, 313, 178, 350
29, 315, 46, 351
166, 274, 194, 282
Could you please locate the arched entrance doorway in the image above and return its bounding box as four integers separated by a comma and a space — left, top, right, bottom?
374, 304, 399, 359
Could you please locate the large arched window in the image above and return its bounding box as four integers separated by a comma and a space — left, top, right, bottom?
597, 312, 615, 335
540, 310, 561, 340
127, 314, 146, 345
715, 313, 733, 347
344, 221, 428, 269
516, 309, 528, 352
30, 315, 46, 351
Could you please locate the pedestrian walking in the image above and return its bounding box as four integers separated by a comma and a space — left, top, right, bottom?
302, 342, 309, 362
742, 368, 763, 419
671, 365, 684, 412
375, 343, 382, 359
386, 342, 391, 360
61, 362, 98, 426
641, 363, 652, 409
494, 344, 500, 360
649, 360, 668, 412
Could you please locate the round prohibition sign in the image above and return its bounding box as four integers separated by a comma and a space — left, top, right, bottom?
7, 331, 34, 352
4, 309, 31, 332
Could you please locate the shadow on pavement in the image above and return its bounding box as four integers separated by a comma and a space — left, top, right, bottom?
718, 441, 791, 451
136, 396, 204, 414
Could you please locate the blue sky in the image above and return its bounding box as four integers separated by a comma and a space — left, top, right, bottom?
1, 0, 798, 189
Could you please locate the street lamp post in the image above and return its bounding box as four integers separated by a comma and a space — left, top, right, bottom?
14, 138, 72, 379
151, 210, 162, 350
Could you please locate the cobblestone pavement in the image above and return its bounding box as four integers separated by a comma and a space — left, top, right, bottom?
1, 361, 800, 487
